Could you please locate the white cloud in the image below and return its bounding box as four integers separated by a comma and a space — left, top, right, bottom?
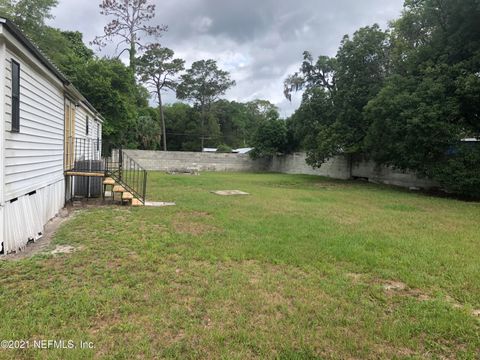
192, 16, 213, 33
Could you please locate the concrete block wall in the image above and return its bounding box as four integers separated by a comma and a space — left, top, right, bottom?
124, 150, 437, 190
268, 153, 352, 180
123, 150, 268, 173
351, 160, 437, 189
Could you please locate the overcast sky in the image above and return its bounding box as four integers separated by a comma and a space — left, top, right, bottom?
49, 0, 405, 117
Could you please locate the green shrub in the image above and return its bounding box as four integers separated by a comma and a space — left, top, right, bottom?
428, 143, 480, 198
216, 144, 233, 153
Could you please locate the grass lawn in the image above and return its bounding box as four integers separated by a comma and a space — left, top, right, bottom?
0, 172, 479, 359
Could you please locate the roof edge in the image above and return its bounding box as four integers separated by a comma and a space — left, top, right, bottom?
0, 18, 104, 121
0, 18, 69, 85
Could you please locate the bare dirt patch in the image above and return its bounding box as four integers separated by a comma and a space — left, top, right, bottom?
331, 212, 362, 226
383, 280, 407, 292
312, 182, 349, 190
346, 274, 437, 304
445, 296, 480, 318
346, 272, 364, 282
381, 280, 433, 302
50, 245, 79, 255
172, 211, 219, 236
445, 295, 464, 309
379, 280, 480, 318
347, 271, 480, 327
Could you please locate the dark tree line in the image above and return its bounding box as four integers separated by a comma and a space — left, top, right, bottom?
279, 0, 480, 197
163, 100, 280, 152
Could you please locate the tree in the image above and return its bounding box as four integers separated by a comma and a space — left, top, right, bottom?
163, 103, 200, 151
136, 112, 161, 150
0, 1, 96, 79
211, 100, 279, 149
250, 117, 288, 159
364, 0, 480, 196
0, 0, 58, 36
137, 46, 185, 151
216, 144, 233, 153
1, 0, 154, 149
286, 25, 389, 166
70, 58, 144, 147
37, 29, 95, 80
287, 87, 338, 165
284, 53, 336, 101
162, 99, 279, 152
92, 0, 167, 73
245, 100, 280, 125
244, 100, 281, 145
333, 25, 390, 153
210, 100, 245, 148
176, 60, 236, 149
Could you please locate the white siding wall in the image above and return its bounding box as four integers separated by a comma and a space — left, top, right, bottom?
0, 27, 104, 254
4, 47, 64, 200
2, 40, 66, 253
0, 39, 6, 249
74, 105, 101, 162
75, 105, 88, 140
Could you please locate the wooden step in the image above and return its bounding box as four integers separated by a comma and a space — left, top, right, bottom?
122, 192, 134, 201
131, 198, 144, 207
103, 177, 115, 186
113, 185, 126, 193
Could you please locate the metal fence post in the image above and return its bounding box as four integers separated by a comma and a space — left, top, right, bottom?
143, 170, 148, 203
118, 147, 123, 181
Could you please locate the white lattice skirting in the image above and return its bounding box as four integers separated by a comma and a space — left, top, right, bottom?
2, 179, 65, 254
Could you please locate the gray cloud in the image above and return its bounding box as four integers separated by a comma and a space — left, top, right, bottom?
50, 0, 405, 116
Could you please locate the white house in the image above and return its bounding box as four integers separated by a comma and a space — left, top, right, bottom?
0, 18, 103, 254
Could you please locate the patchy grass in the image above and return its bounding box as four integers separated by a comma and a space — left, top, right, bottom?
0, 172, 479, 359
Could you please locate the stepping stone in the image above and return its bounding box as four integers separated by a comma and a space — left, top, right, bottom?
212, 190, 250, 196
145, 202, 176, 207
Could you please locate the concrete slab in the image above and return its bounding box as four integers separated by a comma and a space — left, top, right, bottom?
212, 190, 250, 196
145, 202, 176, 207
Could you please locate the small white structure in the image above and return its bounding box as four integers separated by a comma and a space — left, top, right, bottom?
233, 148, 253, 154
202, 147, 253, 154
0, 18, 103, 254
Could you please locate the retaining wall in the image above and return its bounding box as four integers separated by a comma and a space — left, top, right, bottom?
123, 150, 268, 173
351, 160, 436, 189
124, 150, 437, 189
267, 153, 352, 180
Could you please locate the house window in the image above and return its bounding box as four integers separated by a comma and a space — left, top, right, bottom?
86, 116, 89, 135
11, 60, 20, 132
